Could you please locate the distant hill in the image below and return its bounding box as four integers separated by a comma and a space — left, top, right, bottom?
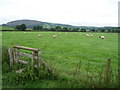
2, 19, 118, 30
3, 19, 73, 28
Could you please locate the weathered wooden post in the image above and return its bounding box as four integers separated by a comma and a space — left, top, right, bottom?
37, 49, 41, 75
31, 51, 35, 69
15, 48, 20, 63
104, 58, 111, 86
8, 48, 14, 67
37, 48, 41, 67
14, 44, 20, 63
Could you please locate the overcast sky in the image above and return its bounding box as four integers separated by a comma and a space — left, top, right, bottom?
0, 0, 119, 27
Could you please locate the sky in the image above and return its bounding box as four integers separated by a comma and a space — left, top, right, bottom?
0, 0, 119, 27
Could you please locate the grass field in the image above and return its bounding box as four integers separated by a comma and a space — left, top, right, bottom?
2, 31, 118, 88
0, 26, 15, 30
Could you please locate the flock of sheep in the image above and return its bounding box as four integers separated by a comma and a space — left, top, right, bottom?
38, 34, 57, 38
37, 33, 105, 39
86, 34, 105, 39
1, 32, 105, 39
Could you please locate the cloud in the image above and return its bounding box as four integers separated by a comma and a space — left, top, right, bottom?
0, 0, 119, 26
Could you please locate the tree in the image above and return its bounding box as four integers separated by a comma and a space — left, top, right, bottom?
80, 28, 86, 32
32, 26, 43, 31
91, 29, 95, 32
55, 26, 61, 29
101, 29, 105, 32
15, 25, 21, 31
72, 28, 79, 32
39, 26, 43, 30
55, 26, 62, 31
33, 26, 37, 30
2, 24, 7, 26
15, 24, 26, 31
62, 27, 68, 32
21, 24, 26, 31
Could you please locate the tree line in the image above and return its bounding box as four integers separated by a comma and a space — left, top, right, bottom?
15, 24, 120, 33
32, 25, 120, 33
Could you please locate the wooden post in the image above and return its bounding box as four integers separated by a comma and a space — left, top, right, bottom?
31, 51, 35, 68
37, 49, 41, 75
37, 49, 41, 67
15, 48, 20, 63
104, 58, 111, 86
8, 48, 14, 67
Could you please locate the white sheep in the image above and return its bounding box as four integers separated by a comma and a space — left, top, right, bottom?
89, 34, 93, 37
86, 34, 90, 37
99, 36, 105, 39
38, 34, 42, 37
52, 34, 57, 38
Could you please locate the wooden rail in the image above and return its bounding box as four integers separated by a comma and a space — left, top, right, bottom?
13, 45, 39, 52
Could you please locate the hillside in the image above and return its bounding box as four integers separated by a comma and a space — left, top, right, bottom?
2, 19, 118, 30
3, 19, 73, 28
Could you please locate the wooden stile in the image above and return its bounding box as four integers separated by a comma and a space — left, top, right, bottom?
8, 45, 54, 75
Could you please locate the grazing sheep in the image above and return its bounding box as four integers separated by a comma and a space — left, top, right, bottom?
52, 34, 57, 38
38, 34, 42, 37
86, 34, 90, 37
65, 32, 67, 35
99, 36, 105, 39
89, 34, 93, 37
90, 34, 93, 37
0, 34, 2, 36
23, 32, 26, 33
86, 34, 93, 37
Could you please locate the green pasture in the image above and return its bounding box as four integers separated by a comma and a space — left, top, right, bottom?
2, 31, 118, 88
0, 26, 15, 30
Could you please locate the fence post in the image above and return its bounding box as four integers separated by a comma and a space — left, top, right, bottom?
31, 51, 36, 68
104, 58, 111, 86
8, 48, 14, 67
15, 48, 20, 63
37, 49, 41, 67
